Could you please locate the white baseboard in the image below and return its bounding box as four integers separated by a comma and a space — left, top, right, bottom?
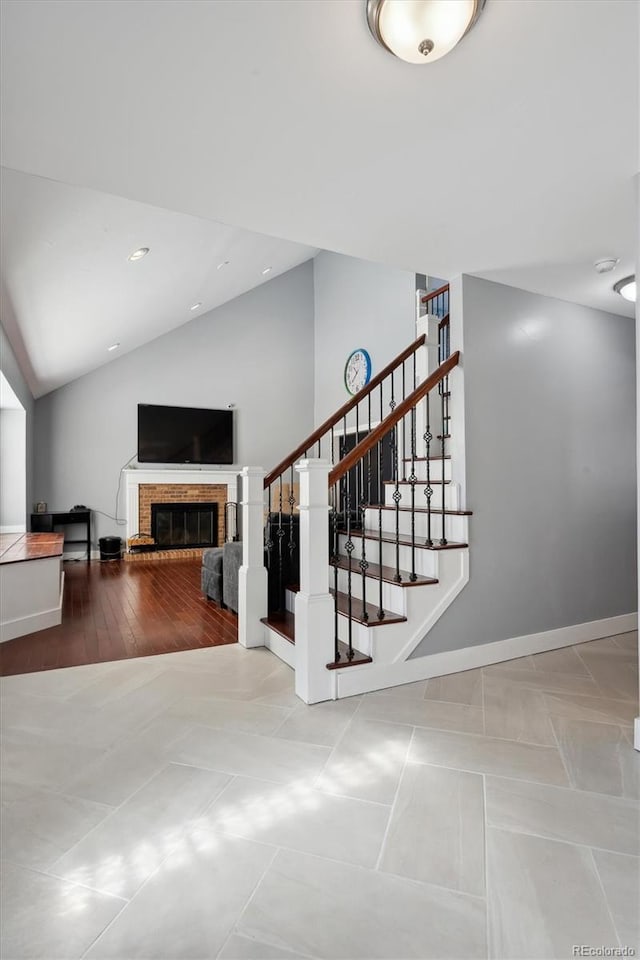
0, 604, 63, 643
0, 525, 26, 534
335, 611, 638, 698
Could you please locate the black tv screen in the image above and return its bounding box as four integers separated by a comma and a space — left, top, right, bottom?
137, 404, 233, 464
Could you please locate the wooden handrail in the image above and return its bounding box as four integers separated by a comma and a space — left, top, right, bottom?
438, 313, 450, 330
328, 351, 460, 487
420, 282, 449, 305
264, 333, 427, 488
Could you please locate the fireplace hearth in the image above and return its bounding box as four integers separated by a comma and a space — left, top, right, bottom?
151, 502, 218, 549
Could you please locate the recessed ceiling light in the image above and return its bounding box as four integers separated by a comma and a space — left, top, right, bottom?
217, 260, 230, 270
261, 266, 273, 276
593, 258, 619, 274
367, 0, 486, 65
190, 302, 202, 311
128, 247, 149, 262
613, 275, 636, 303
107, 342, 120, 352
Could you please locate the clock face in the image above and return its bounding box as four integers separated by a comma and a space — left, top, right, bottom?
344, 349, 372, 396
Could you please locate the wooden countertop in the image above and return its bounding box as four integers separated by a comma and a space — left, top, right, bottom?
0, 533, 64, 565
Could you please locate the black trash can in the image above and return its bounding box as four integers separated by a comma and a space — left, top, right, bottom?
99, 536, 122, 561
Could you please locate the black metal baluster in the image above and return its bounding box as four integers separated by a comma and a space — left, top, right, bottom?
277, 476, 285, 612
401, 362, 407, 480
288, 464, 296, 578
330, 426, 335, 466
409, 407, 417, 581
265, 485, 274, 590
330, 484, 341, 664
440, 384, 448, 546
391, 423, 401, 582
359, 431, 369, 622
376, 438, 385, 620
424, 391, 433, 547
344, 470, 354, 659
367, 392, 372, 507
317, 439, 321, 457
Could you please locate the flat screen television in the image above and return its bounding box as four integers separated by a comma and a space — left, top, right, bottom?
137, 404, 233, 464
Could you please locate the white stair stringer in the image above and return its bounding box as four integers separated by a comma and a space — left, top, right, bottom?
332, 548, 469, 697
335, 548, 469, 676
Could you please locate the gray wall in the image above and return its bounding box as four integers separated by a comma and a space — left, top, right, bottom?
34, 261, 315, 548
0, 408, 26, 527
0, 321, 34, 518
313, 252, 415, 424
413, 276, 637, 657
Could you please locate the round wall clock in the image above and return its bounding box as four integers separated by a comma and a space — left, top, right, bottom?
344, 348, 372, 396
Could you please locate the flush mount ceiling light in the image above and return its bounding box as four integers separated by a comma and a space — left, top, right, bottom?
366, 0, 486, 64
261, 266, 273, 276
107, 342, 120, 352
613, 275, 636, 303
190, 302, 202, 311
593, 257, 619, 274
127, 247, 149, 262
217, 260, 230, 270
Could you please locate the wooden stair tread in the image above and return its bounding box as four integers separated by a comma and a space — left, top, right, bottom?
261, 611, 295, 643
402, 455, 451, 462
338, 529, 468, 551
327, 641, 373, 670
384, 479, 449, 486
331, 589, 406, 627
260, 612, 372, 666
333, 556, 438, 587
369, 504, 473, 516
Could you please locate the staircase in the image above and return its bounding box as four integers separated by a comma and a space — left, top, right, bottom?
240, 284, 472, 702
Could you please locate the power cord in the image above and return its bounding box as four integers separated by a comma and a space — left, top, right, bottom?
86, 452, 137, 526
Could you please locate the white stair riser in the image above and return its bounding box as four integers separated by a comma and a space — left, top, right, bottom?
383, 483, 459, 510
365, 509, 468, 542
337, 533, 440, 578
335, 617, 373, 656
400, 459, 451, 482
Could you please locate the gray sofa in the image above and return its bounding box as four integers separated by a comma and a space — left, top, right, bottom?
201, 541, 243, 613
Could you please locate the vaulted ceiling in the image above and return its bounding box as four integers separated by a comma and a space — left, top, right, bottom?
1, 0, 637, 394
0, 170, 316, 396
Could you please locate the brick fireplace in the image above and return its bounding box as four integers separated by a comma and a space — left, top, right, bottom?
123, 468, 240, 561
139, 483, 226, 545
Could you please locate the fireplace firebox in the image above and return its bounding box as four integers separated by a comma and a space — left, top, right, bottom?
151, 502, 218, 549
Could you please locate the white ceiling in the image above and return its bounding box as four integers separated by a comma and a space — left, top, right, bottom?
0, 170, 316, 396
0, 0, 637, 392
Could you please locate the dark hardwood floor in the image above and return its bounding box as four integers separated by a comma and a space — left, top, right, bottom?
0, 558, 237, 677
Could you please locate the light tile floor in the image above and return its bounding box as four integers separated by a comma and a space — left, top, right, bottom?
1, 633, 638, 959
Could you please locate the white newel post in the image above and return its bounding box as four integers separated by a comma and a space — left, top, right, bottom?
238, 466, 268, 649
294, 459, 335, 704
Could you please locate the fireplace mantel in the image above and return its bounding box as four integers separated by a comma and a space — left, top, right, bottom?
124, 467, 241, 545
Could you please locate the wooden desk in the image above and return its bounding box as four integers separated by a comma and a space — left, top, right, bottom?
31, 510, 91, 559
